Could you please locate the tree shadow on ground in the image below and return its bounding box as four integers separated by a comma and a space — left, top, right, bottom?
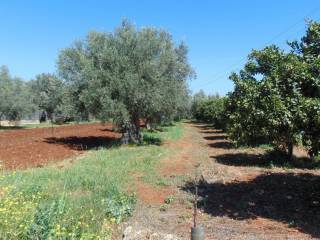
182, 172, 320, 238
191, 123, 213, 129
191, 123, 224, 134
199, 130, 218, 134
213, 150, 320, 169
214, 152, 268, 167
100, 128, 115, 132
208, 141, 235, 149
45, 136, 120, 150
195, 122, 318, 169
199, 126, 221, 131
203, 135, 227, 141
45, 134, 164, 150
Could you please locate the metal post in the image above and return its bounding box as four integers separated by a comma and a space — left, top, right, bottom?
191, 164, 205, 240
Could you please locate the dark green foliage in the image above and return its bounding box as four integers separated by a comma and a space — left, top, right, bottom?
192, 92, 227, 129
227, 21, 320, 158
292, 21, 320, 157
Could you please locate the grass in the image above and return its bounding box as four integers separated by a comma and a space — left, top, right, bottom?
141, 122, 183, 144
162, 122, 183, 141
0, 122, 184, 239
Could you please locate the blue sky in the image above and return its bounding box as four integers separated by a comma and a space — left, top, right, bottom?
0, 0, 319, 95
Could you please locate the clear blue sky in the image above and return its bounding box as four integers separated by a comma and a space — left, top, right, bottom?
0, 0, 319, 95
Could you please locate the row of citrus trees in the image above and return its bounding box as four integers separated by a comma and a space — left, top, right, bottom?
192, 21, 320, 159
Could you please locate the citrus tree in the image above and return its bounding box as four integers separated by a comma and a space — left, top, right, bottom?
227, 21, 320, 158
290, 21, 320, 156
192, 92, 227, 129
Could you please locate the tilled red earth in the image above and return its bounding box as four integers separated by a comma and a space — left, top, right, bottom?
0, 123, 120, 170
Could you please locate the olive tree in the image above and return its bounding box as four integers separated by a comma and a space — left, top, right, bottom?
0, 66, 34, 123
58, 20, 194, 143
29, 73, 64, 121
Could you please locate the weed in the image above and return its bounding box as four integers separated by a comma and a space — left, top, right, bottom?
159, 204, 168, 212
103, 193, 136, 224
164, 195, 175, 204
156, 178, 170, 187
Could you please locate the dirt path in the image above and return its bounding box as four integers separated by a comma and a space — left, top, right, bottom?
124, 122, 320, 240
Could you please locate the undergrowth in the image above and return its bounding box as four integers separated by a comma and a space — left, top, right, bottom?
0, 122, 183, 239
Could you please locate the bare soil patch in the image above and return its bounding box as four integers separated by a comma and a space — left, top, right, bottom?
0, 123, 120, 170
135, 181, 174, 204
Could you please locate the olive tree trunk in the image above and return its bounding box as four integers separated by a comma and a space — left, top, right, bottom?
121, 119, 142, 144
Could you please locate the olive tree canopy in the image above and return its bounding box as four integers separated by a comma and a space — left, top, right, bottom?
58, 20, 194, 142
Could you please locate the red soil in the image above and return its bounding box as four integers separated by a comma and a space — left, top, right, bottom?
134, 128, 198, 205
0, 123, 120, 170
135, 181, 174, 204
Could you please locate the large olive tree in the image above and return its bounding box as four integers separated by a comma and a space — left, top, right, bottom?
58, 20, 194, 142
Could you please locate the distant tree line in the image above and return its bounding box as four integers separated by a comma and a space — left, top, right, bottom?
0, 69, 70, 124
0, 66, 34, 123
192, 21, 320, 159
191, 90, 227, 129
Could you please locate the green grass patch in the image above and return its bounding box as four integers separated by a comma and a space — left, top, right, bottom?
163, 122, 183, 141
0, 123, 184, 239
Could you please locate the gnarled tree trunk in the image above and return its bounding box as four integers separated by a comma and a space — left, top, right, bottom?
121, 119, 142, 144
